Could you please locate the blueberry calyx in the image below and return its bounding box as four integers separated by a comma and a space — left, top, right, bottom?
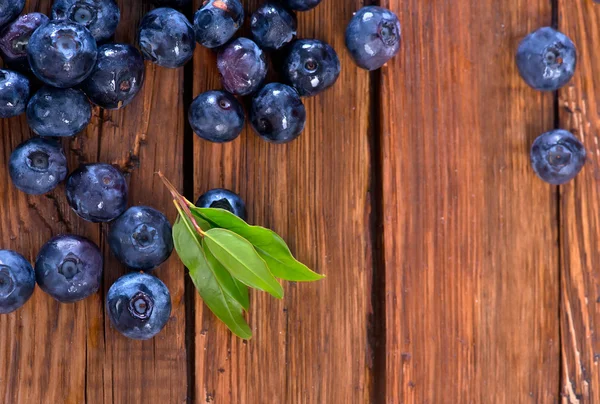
0, 268, 16, 298
379, 20, 398, 46
70, 4, 97, 25
546, 145, 572, 168
58, 254, 82, 280
52, 30, 82, 59
27, 151, 50, 171
128, 291, 154, 320
132, 224, 158, 249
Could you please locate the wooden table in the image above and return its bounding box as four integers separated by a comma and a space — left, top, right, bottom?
1, 0, 599, 402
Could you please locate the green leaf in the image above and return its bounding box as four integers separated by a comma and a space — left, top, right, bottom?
202, 242, 250, 310
193, 208, 324, 281
204, 228, 284, 299
173, 216, 252, 339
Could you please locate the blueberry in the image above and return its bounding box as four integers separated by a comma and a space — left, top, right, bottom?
193, 0, 243, 49
0, 13, 49, 72
81, 43, 145, 110
188, 90, 244, 143
27, 86, 91, 137
106, 272, 171, 340
138, 8, 195, 68
0, 250, 35, 314
217, 38, 267, 96
516, 27, 577, 91
345, 6, 401, 71
196, 188, 246, 220
250, 83, 305, 143
280, 0, 320, 12
9, 138, 68, 195
35, 235, 102, 303
0, 0, 25, 29
28, 20, 98, 88
154, 0, 191, 8
250, 3, 296, 50
108, 206, 174, 271
282, 39, 340, 97
52, 0, 120, 43
65, 163, 128, 223
0, 69, 29, 118
530, 129, 586, 185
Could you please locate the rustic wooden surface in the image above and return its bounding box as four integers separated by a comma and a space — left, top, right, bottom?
1, 0, 600, 403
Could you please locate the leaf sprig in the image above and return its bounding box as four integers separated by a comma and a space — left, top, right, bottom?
158, 172, 324, 339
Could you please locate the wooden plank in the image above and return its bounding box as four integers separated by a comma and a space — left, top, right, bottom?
558, 1, 600, 402
0, 1, 187, 402
192, 0, 374, 402
381, 0, 560, 402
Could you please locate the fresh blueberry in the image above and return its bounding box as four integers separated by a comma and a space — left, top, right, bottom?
27, 86, 91, 137
196, 188, 246, 220
0, 69, 29, 118
154, 0, 191, 8
516, 27, 577, 91
193, 0, 243, 49
106, 272, 171, 340
0, 0, 25, 29
108, 206, 174, 271
0, 13, 49, 72
345, 6, 401, 71
280, 0, 320, 12
250, 83, 305, 143
138, 8, 195, 68
0, 250, 35, 314
65, 163, 128, 223
81, 43, 145, 109
217, 38, 267, 96
282, 39, 340, 97
9, 138, 68, 195
28, 20, 98, 88
251, 3, 296, 50
530, 129, 586, 185
52, 0, 120, 43
188, 90, 244, 143
35, 235, 102, 303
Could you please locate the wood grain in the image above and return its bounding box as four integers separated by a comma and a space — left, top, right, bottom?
0, 0, 187, 402
381, 0, 560, 402
192, 0, 374, 402
558, 1, 600, 402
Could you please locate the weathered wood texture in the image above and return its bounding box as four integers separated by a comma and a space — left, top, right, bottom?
559, 1, 600, 402
192, 0, 374, 402
0, 0, 187, 403
381, 0, 560, 402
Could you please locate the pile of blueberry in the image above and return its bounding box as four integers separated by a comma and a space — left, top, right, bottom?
516, 27, 585, 184
0, 0, 402, 339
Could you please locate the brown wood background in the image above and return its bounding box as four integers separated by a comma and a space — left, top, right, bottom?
0, 0, 599, 403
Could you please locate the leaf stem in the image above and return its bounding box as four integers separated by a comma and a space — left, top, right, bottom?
157, 171, 206, 236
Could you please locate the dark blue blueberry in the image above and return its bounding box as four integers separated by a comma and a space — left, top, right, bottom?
35, 235, 103, 303
0, 0, 25, 29
516, 27, 577, 91
531, 129, 586, 185
0, 13, 49, 72
217, 38, 267, 96
154, 0, 191, 8
193, 0, 243, 49
65, 163, 128, 223
27, 86, 91, 137
9, 138, 67, 195
280, 0, 320, 12
106, 272, 171, 340
0, 69, 29, 118
345, 6, 401, 71
282, 39, 340, 97
0, 250, 35, 314
138, 8, 195, 68
188, 90, 244, 143
196, 188, 246, 220
250, 82, 305, 144
28, 20, 98, 88
81, 43, 145, 109
108, 206, 174, 271
250, 3, 296, 50
52, 0, 120, 43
